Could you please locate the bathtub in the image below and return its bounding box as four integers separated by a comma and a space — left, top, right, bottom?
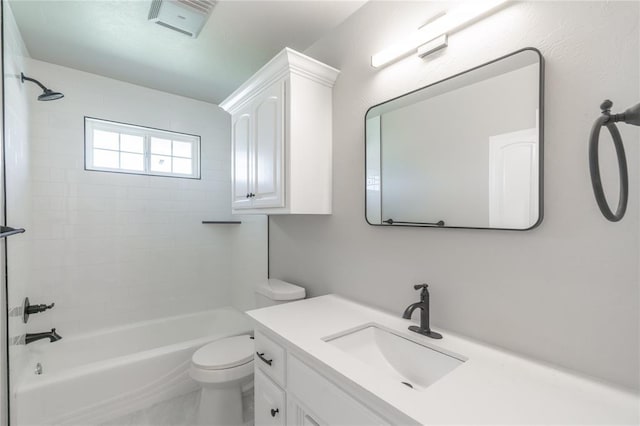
15, 307, 253, 426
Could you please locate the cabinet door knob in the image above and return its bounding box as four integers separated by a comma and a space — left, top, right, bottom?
250, 193, 255, 198
271, 408, 279, 417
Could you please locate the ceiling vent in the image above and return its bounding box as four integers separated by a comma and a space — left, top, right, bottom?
148, 0, 216, 38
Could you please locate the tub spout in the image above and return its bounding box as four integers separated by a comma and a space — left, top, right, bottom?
25, 328, 62, 344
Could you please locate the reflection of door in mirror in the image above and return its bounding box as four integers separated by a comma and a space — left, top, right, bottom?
489, 126, 538, 229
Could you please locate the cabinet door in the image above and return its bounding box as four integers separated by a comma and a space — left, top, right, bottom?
287, 395, 326, 426
252, 79, 285, 208
231, 110, 253, 209
288, 355, 388, 425
255, 368, 285, 426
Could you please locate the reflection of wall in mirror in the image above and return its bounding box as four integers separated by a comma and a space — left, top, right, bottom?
380, 63, 538, 228
366, 115, 382, 224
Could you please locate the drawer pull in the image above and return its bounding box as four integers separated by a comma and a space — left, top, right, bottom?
270, 408, 279, 417
256, 352, 273, 366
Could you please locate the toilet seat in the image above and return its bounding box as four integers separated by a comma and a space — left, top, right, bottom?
192, 335, 254, 370
190, 335, 254, 385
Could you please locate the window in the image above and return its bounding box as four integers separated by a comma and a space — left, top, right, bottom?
85, 117, 201, 179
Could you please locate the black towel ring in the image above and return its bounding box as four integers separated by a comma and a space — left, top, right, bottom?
589, 100, 640, 222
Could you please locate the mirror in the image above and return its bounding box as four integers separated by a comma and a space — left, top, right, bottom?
365, 48, 543, 230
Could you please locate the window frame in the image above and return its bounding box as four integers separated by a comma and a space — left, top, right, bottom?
84, 117, 201, 180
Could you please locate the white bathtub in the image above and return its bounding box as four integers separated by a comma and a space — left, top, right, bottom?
15, 307, 253, 426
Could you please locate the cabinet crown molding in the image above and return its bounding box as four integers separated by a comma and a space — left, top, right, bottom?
220, 47, 340, 114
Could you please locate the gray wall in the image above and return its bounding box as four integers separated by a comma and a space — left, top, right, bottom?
269, 1, 640, 390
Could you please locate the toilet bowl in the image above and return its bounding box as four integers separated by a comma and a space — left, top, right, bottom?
190, 279, 305, 425
189, 335, 254, 426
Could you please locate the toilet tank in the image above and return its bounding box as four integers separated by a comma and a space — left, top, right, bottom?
255, 279, 306, 308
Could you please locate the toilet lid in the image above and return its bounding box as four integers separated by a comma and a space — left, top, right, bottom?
192, 335, 254, 370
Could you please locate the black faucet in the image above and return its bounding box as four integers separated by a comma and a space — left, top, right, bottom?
25, 328, 62, 344
402, 284, 442, 339
23, 297, 55, 323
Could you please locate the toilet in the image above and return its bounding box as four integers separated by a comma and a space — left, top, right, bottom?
190, 279, 306, 426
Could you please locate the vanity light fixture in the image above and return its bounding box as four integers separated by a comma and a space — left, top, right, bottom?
417, 34, 448, 59
371, 0, 509, 68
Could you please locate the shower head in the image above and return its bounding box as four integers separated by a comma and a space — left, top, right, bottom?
20, 72, 64, 101
38, 89, 64, 101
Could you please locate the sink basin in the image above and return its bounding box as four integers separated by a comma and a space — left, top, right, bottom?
325, 325, 465, 391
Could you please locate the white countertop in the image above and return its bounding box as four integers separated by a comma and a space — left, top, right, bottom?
247, 295, 639, 425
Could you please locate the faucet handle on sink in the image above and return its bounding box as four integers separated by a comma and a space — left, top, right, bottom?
405, 283, 441, 339
413, 283, 429, 300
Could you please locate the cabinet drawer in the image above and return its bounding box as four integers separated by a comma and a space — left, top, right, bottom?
254, 330, 286, 386
288, 355, 388, 426
255, 368, 285, 426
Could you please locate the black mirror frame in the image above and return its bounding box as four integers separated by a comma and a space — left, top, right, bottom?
364, 47, 545, 231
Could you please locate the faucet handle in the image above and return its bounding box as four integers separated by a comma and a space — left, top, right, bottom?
413, 283, 429, 301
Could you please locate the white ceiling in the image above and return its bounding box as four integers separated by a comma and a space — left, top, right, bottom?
10, 0, 365, 104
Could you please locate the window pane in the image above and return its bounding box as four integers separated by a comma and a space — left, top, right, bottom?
151, 155, 172, 173
151, 138, 171, 155
172, 141, 192, 158
173, 157, 193, 175
86, 118, 200, 178
93, 149, 119, 169
93, 130, 119, 150
121, 134, 144, 153
120, 152, 144, 171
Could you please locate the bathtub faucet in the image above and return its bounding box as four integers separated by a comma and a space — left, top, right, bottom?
25, 328, 62, 344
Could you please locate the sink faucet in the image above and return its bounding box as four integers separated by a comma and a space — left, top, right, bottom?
402, 284, 442, 339
25, 328, 62, 345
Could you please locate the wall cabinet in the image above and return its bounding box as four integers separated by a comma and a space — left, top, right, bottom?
253, 328, 390, 426
230, 80, 285, 210
221, 48, 339, 214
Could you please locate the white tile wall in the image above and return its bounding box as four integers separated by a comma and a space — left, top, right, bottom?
21, 58, 266, 337
3, 26, 267, 425
3, 3, 32, 424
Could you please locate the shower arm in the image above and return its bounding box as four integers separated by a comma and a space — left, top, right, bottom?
20, 73, 48, 91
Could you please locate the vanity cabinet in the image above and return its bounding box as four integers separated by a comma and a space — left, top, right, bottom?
253, 328, 390, 426
255, 368, 286, 426
220, 48, 339, 214
250, 295, 640, 426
